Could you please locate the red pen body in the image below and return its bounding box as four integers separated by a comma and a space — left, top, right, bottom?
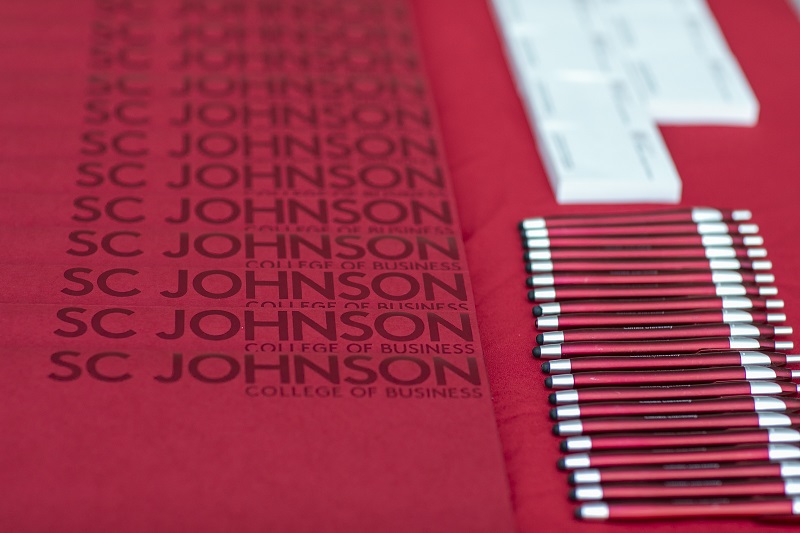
526, 258, 770, 272
542, 352, 799, 374
535, 337, 793, 358
525, 246, 766, 261
558, 444, 800, 469
569, 461, 800, 484
522, 222, 757, 238
553, 413, 800, 436
535, 297, 783, 316
545, 365, 798, 388
522, 234, 764, 249
537, 324, 789, 344
551, 396, 800, 420
549, 381, 800, 405
560, 428, 800, 452
576, 498, 800, 520
519, 208, 751, 230
527, 270, 772, 286
536, 308, 785, 328
530, 283, 776, 302
571, 478, 800, 501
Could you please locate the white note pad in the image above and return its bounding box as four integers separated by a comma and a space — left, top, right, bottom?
508, 32, 618, 80
536, 124, 682, 203
594, 0, 759, 125
523, 77, 650, 130
489, 0, 760, 204
621, 53, 759, 125
490, 0, 682, 203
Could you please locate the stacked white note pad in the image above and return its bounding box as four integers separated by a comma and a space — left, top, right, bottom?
490, 0, 759, 204
598, 0, 759, 125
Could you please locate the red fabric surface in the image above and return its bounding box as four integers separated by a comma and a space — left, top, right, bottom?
0, 2, 521, 532
413, 0, 800, 530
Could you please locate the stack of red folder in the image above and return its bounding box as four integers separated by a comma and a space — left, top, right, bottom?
520, 207, 800, 521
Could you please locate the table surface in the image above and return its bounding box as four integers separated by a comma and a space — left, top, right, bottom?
413, 0, 800, 530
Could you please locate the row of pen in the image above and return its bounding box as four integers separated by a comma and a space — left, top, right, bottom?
519, 208, 800, 521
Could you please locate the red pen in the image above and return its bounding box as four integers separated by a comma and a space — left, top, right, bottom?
551, 396, 800, 420
522, 222, 758, 239
526, 258, 771, 273
575, 497, 800, 520
536, 308, 786, 328
549, 381, 800, 405
520, 208, 752, 230
534, 337, 793, 358
522, 233, 764, 250
567, 460, 800, 485
537, 324, 791, 344
558, 443, 800, 469
525, 246, 767, 261
569, 461, 800, 484
542, 352, 800, 374
560, 428, 800, 452
553, 413, 800, 437
571, 478, 800, 501
535, 297, 783, 316
527, 270, 774, 286
545, 365, 799, 389
529, 283, 777, 302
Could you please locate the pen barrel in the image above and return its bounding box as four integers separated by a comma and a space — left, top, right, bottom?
538, 236, 705, 248
574, 414, 779, 434
538, 259, 723, 271
554, 297, 770, 314
567, 366, 752, 386
598, 479, 790, 500
535, 222, 743, 238
556, 310, 775, 328
528, 256, 754, 272
584, 445, 774, 467
537, 284, 763, 300
555, 324, 776, 342
542, 247, 756, 260
557, 337, 781, 356
588, 462, 785, 483
544, 271, 761, 285
522, 209, 743, 228
566, 381, 790, 403
601, 499, 796, 519
570, 397, 761, 417
579, 429, 774, 450
559, 353, 781, 372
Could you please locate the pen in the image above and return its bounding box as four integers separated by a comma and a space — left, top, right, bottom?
553, 413, 800, 436
522, 222, 758, 239
569, 461, 800, 484
537, 324, 791, 344
534, 338, 793, 358
525, 246, 767, 261
571, 478, 800, 501
549, 381, 800, 404
545, 365, 799, 388
526, 258, 771, 272
551, 396, 800, 420
526, 270, 774, 286
529, 283, 777, 302
542, 352, 800, 374
519, 208, 751, 230
535, 297, 784, 316
558, 443, 800, 469
560, 428, 800, 451
576, 497, 800, 520
536, 308, 786, 328
525, 234, 763, 249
